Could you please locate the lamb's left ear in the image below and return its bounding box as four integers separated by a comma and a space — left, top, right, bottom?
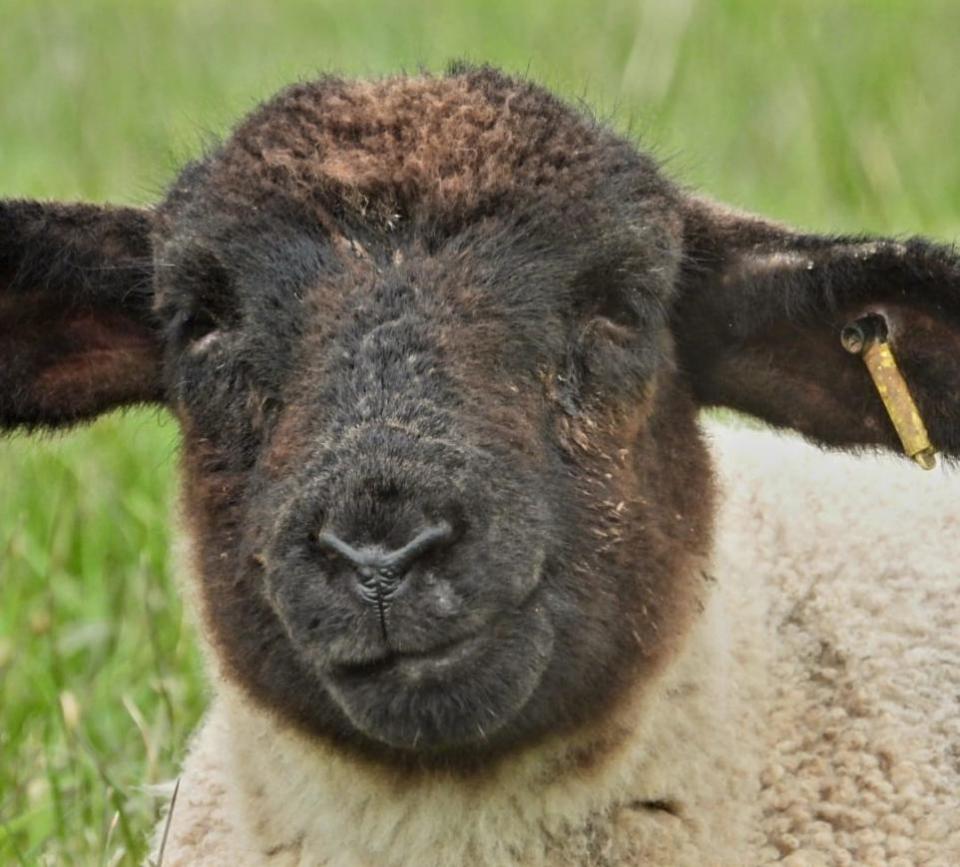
0, 200, 162, 432
673, 197, 960, 461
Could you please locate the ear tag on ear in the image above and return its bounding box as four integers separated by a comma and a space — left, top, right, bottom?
841, 313, 937, 470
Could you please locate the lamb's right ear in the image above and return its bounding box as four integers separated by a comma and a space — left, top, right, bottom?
1, 200, 163, 432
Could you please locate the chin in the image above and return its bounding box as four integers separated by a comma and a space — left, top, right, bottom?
321, 604, 556, 752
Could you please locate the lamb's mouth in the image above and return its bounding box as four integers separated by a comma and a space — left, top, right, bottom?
322, 600, 555, 751
332, 630, 486, 682
327, 579, 548, 685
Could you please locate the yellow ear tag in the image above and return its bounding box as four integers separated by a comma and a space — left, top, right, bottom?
841, 314, 937, 470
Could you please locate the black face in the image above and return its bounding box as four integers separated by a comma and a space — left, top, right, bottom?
245, 277, 561, 751
151, 128, 710, 762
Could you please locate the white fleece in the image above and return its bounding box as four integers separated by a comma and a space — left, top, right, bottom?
152, 421, 960, 866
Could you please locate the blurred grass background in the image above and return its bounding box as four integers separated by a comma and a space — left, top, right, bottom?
1, 0, 959, 863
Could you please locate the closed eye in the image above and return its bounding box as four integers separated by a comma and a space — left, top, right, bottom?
166, 305, 226, 352
167, 247, 239, 349
181, 306, 222, 348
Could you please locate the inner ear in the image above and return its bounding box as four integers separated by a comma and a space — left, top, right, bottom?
26, 306, 163, 421
0, 200, 163, 431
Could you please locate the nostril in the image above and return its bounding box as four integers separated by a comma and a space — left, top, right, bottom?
315, 529, 366, 567
385, 521, 454, 572
315, 521, 456, 603
316, 521, 455, 573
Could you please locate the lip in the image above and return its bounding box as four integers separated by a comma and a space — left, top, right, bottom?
327, 581, 547, 684
333, 631, 485, 682
321, 587, 555, 751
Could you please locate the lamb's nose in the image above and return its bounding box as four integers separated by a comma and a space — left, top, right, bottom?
316, 521, 455, 604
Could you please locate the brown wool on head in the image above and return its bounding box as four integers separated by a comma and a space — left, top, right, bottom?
211, 73, 607, 219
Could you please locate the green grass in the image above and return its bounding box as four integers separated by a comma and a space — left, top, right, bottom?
2, 0, 959, 862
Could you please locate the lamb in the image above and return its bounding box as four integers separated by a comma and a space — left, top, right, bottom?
2, 65, 958, 866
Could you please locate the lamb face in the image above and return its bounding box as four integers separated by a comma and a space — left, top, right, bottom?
151, 72, 713, 761
3, 64, 960, 790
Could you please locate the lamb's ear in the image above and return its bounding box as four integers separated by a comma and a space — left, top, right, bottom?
0, 200, 163, 432
673, 196, 960, 461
